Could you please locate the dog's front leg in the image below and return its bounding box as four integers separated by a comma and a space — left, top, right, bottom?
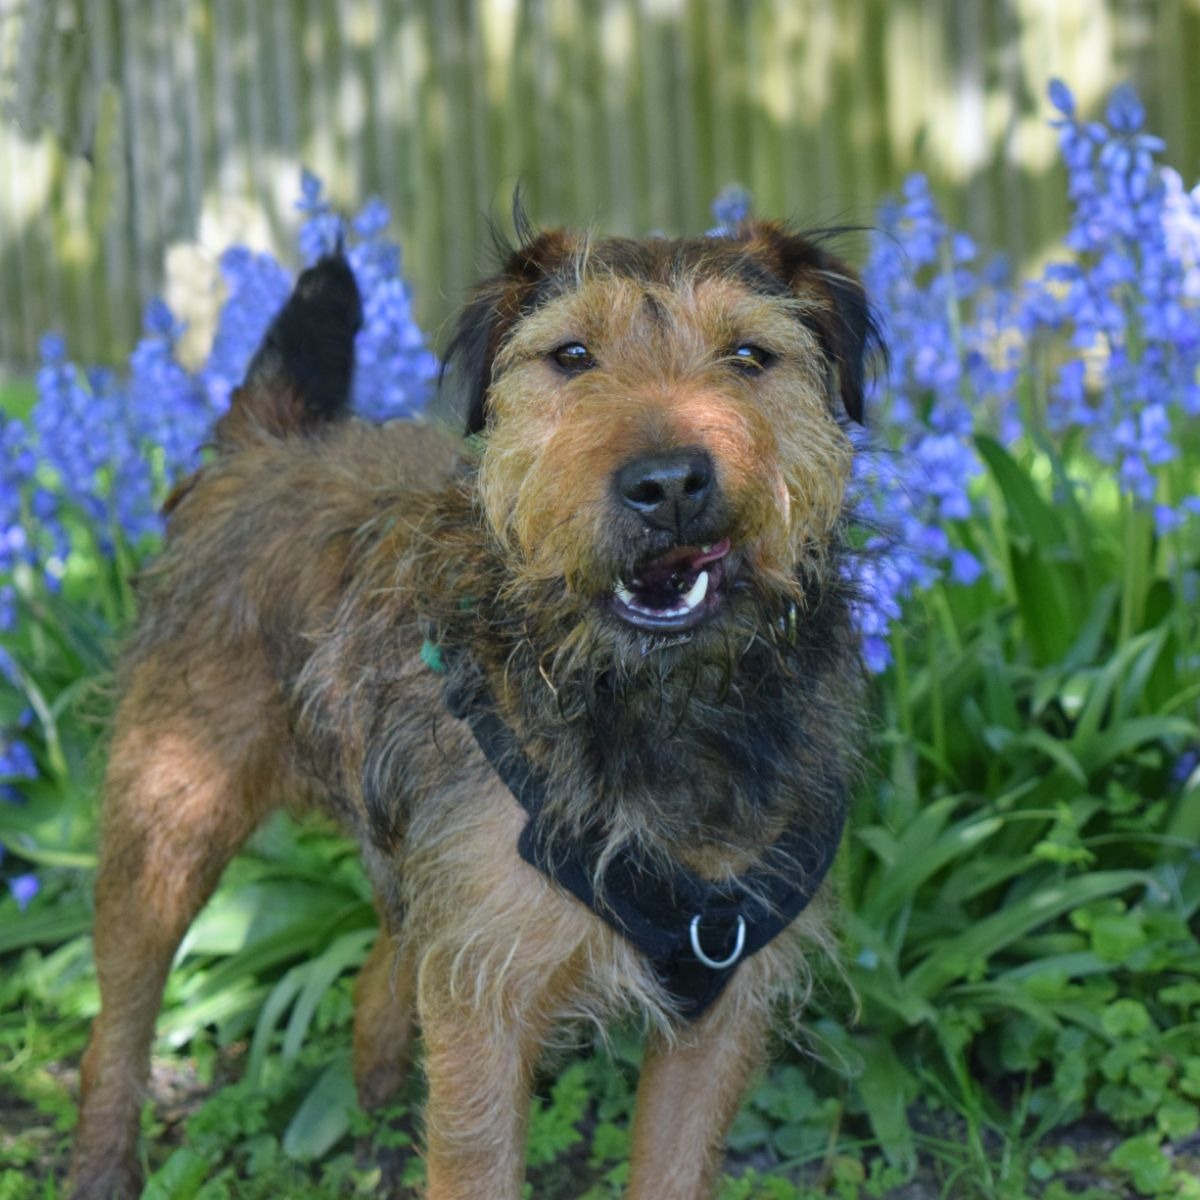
627, 1001, 771, 1199
419, 986, 545, 1200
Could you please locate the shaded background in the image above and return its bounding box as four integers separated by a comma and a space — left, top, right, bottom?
0, 0, 1197, 368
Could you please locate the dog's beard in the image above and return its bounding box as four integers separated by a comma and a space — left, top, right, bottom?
493, 553, 823, 724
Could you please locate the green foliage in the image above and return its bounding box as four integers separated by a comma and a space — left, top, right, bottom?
809, 432, 1200, 1197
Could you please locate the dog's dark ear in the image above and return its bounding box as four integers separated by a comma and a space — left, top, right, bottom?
742, 223, 882, 424
441, 216, 576, 436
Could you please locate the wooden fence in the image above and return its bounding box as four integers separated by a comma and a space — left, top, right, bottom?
0, 0, 1197, 368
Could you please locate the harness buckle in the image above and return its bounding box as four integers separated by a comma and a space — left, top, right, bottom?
688, 913, 746, 970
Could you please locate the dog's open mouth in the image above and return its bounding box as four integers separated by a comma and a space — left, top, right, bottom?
610, 538, 732, 631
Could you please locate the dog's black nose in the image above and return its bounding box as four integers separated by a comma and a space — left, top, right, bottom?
615, 449, 715, 534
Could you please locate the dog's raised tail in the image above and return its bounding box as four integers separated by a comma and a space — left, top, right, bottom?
215, 253, 362, 448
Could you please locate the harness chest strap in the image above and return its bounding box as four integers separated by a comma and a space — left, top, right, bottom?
430, 643, 846, 1020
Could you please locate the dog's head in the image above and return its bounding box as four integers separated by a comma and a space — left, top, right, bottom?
441, 219, 880, 648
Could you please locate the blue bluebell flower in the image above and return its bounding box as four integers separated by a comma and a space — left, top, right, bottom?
9, 872, 39, 910
1033, 77, 1197, 508
296, 170, 346, 264
1173, 749, 1200, 789
707, 185, 752, 235
0, 418, 36, 625
1106, 84, 1146, 135
1048, 78, 1076, 118
0, 737, 36, 780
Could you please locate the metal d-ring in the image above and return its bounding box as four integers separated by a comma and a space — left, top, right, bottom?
689, 913, 747, 970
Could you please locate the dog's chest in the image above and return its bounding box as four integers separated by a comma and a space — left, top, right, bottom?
393, 780, 675, 1025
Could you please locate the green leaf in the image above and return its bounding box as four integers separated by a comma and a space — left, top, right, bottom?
1160, 982, 1200, 1011
860, 810, 1004, 925
280, 929, 374, 1066
1109, 1133, 1171, 1195
1069, 628, 1169, 762
1009, 544, 1077, 666
855, 1035, 916, 1170
1061, 584, 1119, 670
949, 980, 1060, 1030
178, 880, 363, 959
1002, 950, 1112, 983
976, 435, 1067, 549
247, 966, 309, 1084
141, 1147, 211, 1199
1079, 715, 1196, 774
727, 1109, 772, 1154
1090, 913, 1147, 963
1005, 728, 1087, 783
905, 870, 1149, 999
0, 904, 91, 954
771, 1120, 820, 1159
1101, 999, 1152, 1038
976, 435, 1079, 664
282, 1053, 358, 1161
840, 914, 937, 1027
157, 983, 270, 1047
183, 923, 341, 1004
0, 841, 96, 869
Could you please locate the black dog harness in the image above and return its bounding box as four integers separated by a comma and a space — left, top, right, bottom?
430, 645, 845, 1020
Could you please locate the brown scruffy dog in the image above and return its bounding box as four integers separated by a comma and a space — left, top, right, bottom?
68, 215, 880, 1200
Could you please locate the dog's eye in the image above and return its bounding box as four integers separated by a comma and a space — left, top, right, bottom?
730, 344, 774, 371
552, 343, 596, 373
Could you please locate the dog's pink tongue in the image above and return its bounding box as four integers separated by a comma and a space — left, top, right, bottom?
635, 538, 731, 586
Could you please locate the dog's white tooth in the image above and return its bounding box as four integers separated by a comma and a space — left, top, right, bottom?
681, 570, 709, 611
701, 543, 712, 553
615, 582, 635, 605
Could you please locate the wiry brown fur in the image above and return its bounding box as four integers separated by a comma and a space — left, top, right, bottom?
68, 222, 879, 1200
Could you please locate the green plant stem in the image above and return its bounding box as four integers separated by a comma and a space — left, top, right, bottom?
111, 527, 138, 624
929, 584, 963, 657
928, 647, 946, 779
892, 629, 912, 743
14, 663, 69, 782
1118, 497, 1150, 648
